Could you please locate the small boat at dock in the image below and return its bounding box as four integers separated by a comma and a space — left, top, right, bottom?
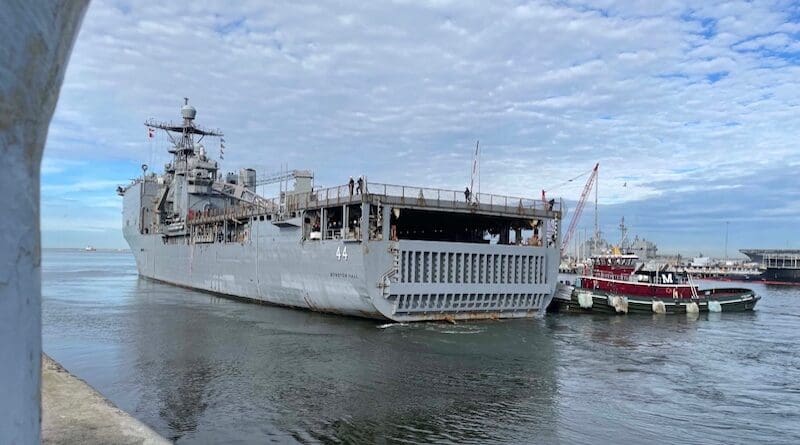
551, 252, 760, 314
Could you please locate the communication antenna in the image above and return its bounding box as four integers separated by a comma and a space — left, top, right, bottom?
469, 140, 480, 198
147, 124, 154, 174
619, 216, 628, 249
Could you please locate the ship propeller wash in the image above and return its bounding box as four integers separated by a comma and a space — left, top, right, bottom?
118, 100, 563, 321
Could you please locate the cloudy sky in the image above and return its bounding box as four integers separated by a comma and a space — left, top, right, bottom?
43, 0, 800, 256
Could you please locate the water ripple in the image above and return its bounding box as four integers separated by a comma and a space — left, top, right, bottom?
41, 250, 800, 444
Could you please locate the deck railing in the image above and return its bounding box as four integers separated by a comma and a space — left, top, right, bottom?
308, 181, 561, 214
186, 179, 560, 224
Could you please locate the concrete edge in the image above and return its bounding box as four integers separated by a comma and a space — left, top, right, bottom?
42, 354, 171, 445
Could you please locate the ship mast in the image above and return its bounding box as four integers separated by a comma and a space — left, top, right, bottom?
144, 98, 224, 173
619, 216, 628, 250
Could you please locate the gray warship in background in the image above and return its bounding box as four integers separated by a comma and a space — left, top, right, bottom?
118, 100, 563, 321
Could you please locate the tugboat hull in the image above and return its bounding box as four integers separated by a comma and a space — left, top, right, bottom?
552, 287, 760, 314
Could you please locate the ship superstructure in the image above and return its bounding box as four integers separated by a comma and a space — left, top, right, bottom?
118, 100, 564, 321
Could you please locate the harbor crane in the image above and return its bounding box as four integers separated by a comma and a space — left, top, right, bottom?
560, 162, 599, 256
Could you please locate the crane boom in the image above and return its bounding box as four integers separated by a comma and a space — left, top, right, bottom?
255, 170, 300, 186
561, 163, 599, 255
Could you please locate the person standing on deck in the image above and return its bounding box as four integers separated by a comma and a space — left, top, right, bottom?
348, 177, 355, 196
356, 176, 364, 194
464, 186, 471, 203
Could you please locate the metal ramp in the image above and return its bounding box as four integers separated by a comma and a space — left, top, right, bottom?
385, 240, 554, 319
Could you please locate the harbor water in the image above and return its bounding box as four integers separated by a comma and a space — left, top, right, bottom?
43, 250, 800, 444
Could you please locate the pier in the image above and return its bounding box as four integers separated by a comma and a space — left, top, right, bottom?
42, 355, 168, 445
682, 264, 762, 279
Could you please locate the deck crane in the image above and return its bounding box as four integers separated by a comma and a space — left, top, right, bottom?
255, 169, 311, 187
560, 162, 599, 256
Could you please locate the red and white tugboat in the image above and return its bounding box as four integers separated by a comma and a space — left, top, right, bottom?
553, 250, 760, 314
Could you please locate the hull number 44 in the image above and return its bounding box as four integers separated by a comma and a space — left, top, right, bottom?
336, 246, 348, 261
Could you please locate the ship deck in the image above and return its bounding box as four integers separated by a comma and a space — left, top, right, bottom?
317, 183, 559, 219
741, 249, 800, 271
189, 181, 561, 225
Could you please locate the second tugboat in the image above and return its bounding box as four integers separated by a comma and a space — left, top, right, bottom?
552, 250, 760, 314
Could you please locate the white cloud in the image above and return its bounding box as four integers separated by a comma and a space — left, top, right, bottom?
42, 0, 800, 249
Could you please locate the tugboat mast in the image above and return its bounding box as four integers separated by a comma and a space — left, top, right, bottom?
619, 217, 628, 250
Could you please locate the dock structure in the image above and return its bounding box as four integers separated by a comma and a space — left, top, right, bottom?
740, 249, 800, 283
740, 249, 800, 266
41, 355, 169, 445
682, 264, 762, 278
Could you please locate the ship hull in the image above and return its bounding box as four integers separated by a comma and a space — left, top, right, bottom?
550, 287, 759, 314
125, 228, 384, 319
760, 268, 800, 284
579, 276, 697, 298
124, 217, 560, 321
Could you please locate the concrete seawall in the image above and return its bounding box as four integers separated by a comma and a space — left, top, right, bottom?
42, 355, 170, 445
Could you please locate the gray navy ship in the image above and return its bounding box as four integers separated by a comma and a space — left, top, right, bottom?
118, 100, 563, 321
741, 249, 800, 284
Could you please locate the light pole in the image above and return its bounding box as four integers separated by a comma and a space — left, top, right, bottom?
724, 221, 729, 261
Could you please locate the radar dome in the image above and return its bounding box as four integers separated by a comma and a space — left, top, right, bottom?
181, 104, 197, 120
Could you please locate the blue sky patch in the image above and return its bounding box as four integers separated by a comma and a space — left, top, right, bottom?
42, 0, 800, 255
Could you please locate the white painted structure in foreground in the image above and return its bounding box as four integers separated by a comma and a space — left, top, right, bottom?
0, 2, 88, 443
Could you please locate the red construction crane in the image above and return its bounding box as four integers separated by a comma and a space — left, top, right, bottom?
561, 162, 599, 255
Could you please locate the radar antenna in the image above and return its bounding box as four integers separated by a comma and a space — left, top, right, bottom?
143, 98, 224, 167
